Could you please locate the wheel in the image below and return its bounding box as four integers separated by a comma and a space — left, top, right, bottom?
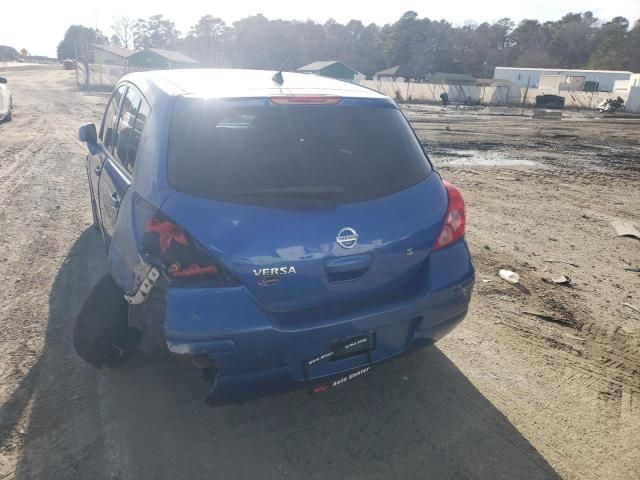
73, 273, 141, 368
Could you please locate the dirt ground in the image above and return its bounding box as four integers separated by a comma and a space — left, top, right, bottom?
0, 67, 638, 480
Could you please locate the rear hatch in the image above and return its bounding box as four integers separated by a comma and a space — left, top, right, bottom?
162, 96, 447, 314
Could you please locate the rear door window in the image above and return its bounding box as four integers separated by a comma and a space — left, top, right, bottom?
100, 85, 126, 150
124, 99, 150, 174
168, 99, 430, 204
113, 88, 142, 168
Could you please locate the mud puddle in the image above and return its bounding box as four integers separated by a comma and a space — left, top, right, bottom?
432, 149, 540, 167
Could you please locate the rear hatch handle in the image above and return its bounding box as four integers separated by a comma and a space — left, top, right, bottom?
325, 254, 372, 282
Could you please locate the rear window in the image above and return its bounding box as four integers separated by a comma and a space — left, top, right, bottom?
168, 99, 431, 204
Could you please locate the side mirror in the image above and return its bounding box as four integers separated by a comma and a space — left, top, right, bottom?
79, 123, 97, 144
0, 77, 7, 84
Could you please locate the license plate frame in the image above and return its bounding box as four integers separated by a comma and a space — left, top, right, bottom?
303, 332, 374, 394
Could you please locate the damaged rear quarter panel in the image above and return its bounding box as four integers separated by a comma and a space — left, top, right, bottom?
106, 90, 176, 293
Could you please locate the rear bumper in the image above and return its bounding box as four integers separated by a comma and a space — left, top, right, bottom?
164, 241, 474, 404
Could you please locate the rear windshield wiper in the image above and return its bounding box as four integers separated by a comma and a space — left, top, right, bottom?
234, 186, 344, 198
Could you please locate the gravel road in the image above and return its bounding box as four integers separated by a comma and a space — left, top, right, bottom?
0, 67, 638, 480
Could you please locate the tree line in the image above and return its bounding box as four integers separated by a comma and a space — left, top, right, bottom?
57, 11, 640, 77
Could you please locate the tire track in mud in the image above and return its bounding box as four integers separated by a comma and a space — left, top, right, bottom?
16, 238, 111, 480
441, 155, 640, 478
467, 228, 640, 394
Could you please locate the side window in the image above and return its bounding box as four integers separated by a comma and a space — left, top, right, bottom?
113, 88, 142, 168
125, 100, 150, 174
100, 85, 126, 149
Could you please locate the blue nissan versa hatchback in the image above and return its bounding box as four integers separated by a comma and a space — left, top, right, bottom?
76, 69, 474, 405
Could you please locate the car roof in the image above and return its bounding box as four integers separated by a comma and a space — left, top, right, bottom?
121, 68, 387, 100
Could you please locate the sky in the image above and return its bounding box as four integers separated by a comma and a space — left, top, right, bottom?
3, 0, 640, 57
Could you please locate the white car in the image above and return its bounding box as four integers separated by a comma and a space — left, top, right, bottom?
0, 77, 13, 122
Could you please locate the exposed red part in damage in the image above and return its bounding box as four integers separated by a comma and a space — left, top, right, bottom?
145, 218, 189, 254
171, 264, 218, 277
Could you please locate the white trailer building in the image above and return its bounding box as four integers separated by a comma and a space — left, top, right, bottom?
494, 67, 633, 92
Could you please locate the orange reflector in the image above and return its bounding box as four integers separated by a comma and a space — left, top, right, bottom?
270, 96, 342, 105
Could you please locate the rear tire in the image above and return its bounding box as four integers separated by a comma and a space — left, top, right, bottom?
73, 273, 141, 368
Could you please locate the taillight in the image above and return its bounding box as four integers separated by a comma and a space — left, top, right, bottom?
141, 213, 238, 287
433, 180, 466, 250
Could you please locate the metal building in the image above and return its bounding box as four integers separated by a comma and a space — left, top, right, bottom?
92, 44, 134, 66
127, 48, 199, 70
494, 67, 634, 92
297, 61, 364, 82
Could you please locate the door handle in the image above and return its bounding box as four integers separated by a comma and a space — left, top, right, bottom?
94, 165, 102, 175
110, 192, 120, 209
